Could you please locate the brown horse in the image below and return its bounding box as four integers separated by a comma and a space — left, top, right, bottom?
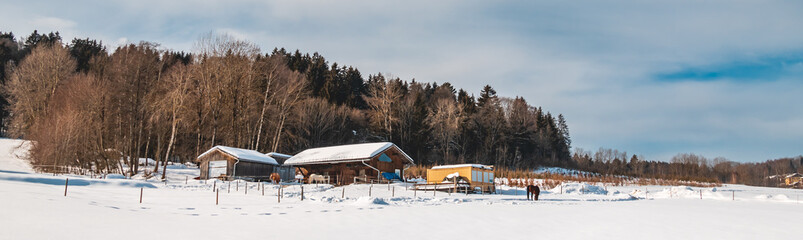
526, 185, 540, 201
270, 173, 281, 184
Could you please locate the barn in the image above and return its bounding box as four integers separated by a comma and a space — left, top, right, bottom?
427, 164, 495, 193
283, 142, 415, 185
785, 173, 803, 186
197, 146, 294, 182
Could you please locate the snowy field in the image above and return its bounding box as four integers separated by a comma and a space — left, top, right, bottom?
1, 139, 801, 240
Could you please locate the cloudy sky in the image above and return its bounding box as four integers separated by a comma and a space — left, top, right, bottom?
2, 0, 802, 162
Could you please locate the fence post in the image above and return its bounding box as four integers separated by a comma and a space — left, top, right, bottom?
700, 190, 702, 199
213, 181, 216, 192
414, 184, 417, 197
236, 180, 239, 192
732, 191, 734, 201
392, 186, 395, 197
342, 187, 345, 198
216, 190, 219, 205
139, 187, 143, 203
369, 184, 372, 197
262, 183, 265, 196
278, 187, 281, 203
561, 184, 563, 194
434, 185, 437, 197
185, 176, 188, 184
301, 185, 304, 201
64, 178, 69, 196
228, 181, 231, 193
245, 182, 248, 195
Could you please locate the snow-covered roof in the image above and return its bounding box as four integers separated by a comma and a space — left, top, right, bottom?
284, 142, 413, 165
786, 173, 803, 178
266, 152, 293, 159
198, 146, 278, 165
431, 164, 493, 170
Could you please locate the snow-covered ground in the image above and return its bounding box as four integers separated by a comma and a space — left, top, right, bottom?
1, 138, 801, 240
534, 166, 595, 176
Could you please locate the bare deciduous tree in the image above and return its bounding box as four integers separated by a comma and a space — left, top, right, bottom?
5, 44, 76, 137
428, 98, 462, 164
365, 74, 402, 141
269, 70, 306, 152
148, 64, 193, 179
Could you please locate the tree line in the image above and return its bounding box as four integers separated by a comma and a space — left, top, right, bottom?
0, 30, 571, 177
571, 147, 803, 186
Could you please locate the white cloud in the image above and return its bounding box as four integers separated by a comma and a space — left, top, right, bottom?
29, 17, 76, 31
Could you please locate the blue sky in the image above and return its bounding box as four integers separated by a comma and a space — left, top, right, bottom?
2, 0, 801, 162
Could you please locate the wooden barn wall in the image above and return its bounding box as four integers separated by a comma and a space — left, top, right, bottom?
234, 161, 275, 178
369, 147, 407, 173
297, 146, 412, 185
197, 150, 236, 180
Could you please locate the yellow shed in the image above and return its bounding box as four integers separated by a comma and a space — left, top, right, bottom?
427, 164, 495, 193
785, 173, 803, 185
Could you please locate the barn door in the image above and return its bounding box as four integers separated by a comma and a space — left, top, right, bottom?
209, 160, 227, 178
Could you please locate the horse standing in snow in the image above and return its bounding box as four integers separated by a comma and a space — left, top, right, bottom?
526, 185, 540, 201
270, 173, 281, 184
308, 174, 328, 184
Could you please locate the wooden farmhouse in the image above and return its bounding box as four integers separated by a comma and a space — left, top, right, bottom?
785, 173, 803, 186
196, 146, 294, 182
284, 142, 415, 185
427, 164, 495, 193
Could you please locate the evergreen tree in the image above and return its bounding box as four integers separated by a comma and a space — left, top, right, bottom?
477, 85, 497, 108
0, 32, 19, 135
20, 30, 62, 58
557, 114, 571, 149
69, 38, 107, 72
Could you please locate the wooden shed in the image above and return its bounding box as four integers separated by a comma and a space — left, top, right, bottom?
785, 173, 803, 186
196, 146, 294, 182
427, 164, 495, 193
283, 142, 415, 185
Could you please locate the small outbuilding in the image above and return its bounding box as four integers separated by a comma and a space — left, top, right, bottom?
427, 164, 495, 193
197, 146, 294, 182
283, 142, 415, 185
785, 173, 803, 186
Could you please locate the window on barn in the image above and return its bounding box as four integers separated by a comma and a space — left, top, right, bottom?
379, 153, 392, 162
489, 172, 494, 183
